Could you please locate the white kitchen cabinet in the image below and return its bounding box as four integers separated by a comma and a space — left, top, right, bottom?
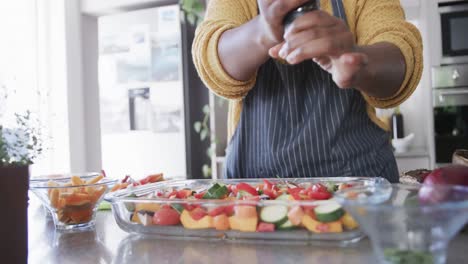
395, 147, 431, 173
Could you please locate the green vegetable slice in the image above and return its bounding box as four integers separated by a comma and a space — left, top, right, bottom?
314, 201, 345, 222
260, 205, 288, 225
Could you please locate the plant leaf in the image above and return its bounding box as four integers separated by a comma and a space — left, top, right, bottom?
202, 164, 212, 178
202, 104, 210, 115
187, 13, 196, 25
200, 129, 208, 141
194, 121, 202, 133
206, 145, 214, 157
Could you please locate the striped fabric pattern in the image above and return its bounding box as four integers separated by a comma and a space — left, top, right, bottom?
224, 0, 399, 183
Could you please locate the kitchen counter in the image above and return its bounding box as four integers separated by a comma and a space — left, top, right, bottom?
28, 196, 467, 264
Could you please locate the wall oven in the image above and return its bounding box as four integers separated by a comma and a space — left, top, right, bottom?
432, 65, 468, 163
439, 1, 468, 65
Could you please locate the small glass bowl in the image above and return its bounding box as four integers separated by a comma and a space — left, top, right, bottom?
335, 184, 468, 264
30, 176, 117, 231
30, 173, 102, 218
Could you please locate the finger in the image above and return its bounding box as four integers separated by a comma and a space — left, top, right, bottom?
312, 56, 332, 71
279, 26, 342, 58
267, 0, 309, 21
332, 53, 368, 88
285, 32, 355, 64
269, 42, 285, 58
284, 11, 340, 38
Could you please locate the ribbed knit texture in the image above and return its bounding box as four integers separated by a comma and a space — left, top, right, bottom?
192, 0, 423, 139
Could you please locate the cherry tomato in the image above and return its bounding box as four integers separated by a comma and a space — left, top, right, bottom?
152, 208, 180, 225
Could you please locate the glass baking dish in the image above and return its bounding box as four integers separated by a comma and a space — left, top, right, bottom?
104, 177, 389, 245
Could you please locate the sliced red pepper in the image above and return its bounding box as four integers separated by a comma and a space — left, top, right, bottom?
263, 179, 278, 191
308, 191, 332, 200
288, 187, 304, 200
236, 182, 258, 196
257, 222, 275, 232
207, 206, 226, 217
190, 207, 207, 221
224, 205, 235, 216
263, 188, 278, 199
305, 184, 332, 200
121, 175, 130, 183
311, 183, 329, 193
176, 189, 192, 199
194, 192, 206, 199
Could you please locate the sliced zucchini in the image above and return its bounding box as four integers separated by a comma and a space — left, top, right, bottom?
278, 219, 296, 230
314, 201, 345, 223
260, 205, 288, 225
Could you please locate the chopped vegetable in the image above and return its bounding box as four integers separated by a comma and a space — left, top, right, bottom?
257, 222, 275, 232
314, 201, 345, 222
260, 205, 288, 225
152, 207, 180, 226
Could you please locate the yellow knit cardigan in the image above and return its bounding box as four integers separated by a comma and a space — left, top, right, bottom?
192, 0, 423, 139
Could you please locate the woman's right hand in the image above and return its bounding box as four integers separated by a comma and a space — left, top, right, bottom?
257, 0, 310, 48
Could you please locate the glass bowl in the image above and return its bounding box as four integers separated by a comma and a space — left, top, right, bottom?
30, 173, 102, 217
105, 177, 389, 244
334, 184, 468, 264
30, 175, 117, 231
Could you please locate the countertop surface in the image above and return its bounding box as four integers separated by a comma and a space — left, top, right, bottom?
28, 196, 467, 264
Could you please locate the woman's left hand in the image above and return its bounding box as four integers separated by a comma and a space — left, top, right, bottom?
269, 10, 368, 89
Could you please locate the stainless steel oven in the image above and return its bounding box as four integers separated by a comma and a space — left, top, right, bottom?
432, 64, 468, 163
439, 1, 468, 65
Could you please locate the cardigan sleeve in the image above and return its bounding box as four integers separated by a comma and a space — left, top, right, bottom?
354, 0, 423, 109
192, 0, 258, 100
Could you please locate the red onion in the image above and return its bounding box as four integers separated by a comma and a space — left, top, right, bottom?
419, 165, 468, 204
423, 165, 468, 187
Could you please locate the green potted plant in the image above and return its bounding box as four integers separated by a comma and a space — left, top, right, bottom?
1, 86, 43, 263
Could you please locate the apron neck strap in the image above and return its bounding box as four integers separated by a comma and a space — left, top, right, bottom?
331, 0, 348, 25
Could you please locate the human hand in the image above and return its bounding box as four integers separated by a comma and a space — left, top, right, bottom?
269, 10, 368, 88
257, 0, 309, 48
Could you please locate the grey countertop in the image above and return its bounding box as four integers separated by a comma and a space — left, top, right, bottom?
28, 196, 467, 264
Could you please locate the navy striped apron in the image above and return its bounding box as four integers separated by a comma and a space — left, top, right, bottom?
223, 0, 399, 183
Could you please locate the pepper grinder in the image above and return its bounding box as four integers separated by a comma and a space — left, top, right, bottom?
391, 107, 404, 139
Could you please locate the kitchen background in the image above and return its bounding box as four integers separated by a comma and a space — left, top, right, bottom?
0, 0, 466, 180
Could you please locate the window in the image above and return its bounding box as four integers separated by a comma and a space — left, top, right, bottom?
0, 1, 71, 176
